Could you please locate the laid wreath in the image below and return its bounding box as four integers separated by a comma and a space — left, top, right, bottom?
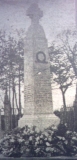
36, 51, 46, 63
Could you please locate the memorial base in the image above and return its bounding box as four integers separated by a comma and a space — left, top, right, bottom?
18, 114, 60, 131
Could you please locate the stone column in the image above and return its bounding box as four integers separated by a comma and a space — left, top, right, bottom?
18, 2, 60, 130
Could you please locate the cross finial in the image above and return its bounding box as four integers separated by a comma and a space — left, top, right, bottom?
27, 2, 43, 24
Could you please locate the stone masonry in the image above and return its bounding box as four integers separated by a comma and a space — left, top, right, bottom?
18, 2, 60, 130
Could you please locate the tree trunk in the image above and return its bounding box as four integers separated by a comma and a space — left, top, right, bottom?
18, 64, 21, 118
12, 77, 14, 116
61, 90, 67, 123
62, 91, 66, 111
8, 78, 12, 130
73, 82, 77, 131
14, 86, 19, 112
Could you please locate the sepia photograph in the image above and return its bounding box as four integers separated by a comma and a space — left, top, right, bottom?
0, 0, 76, 159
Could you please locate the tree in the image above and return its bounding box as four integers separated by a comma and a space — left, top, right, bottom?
0, 30, 24, 117
49, 29, 77, 122
56, 30, 77, 78
49, 43, 74, 113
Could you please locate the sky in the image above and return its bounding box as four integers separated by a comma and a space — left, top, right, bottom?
0, 0, 75, 45
0, 0, 76, 110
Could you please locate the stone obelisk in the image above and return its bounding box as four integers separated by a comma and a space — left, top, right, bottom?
18, 2, 60, 130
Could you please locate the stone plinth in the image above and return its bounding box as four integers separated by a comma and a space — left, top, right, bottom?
19, 114, 60, 131
18, 2, 60, 130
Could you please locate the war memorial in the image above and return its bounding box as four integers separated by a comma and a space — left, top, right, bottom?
0, 0, 77, 159
18, 2, 60, 130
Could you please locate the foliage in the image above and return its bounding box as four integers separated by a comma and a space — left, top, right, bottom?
49, 30, 76, 110
0, 124, 77, 157
54, 108, 74, 131
54, 29, 77, 78
0, 30, 24, 117
0, 32, 24, 90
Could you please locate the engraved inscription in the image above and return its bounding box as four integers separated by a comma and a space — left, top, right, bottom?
24, 85, 34, 102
